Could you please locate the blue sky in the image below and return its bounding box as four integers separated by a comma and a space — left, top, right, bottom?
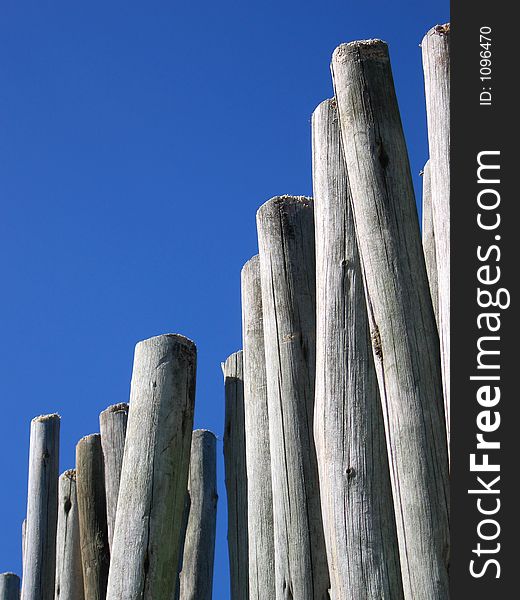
0, 1, 448, 595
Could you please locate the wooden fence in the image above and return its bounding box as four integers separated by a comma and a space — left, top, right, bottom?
2, 23, 449, 600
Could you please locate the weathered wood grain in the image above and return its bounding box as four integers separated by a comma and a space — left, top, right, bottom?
106, 334, 196, 600
422, 24, 450, 445
331, 40, 449, 600
99, 403, 129, 550
312, 98, 404, 600
223, 351, 249, 600
21, 414, 60, 600
54, 470, 84, 600
0, 573, 20, 600
257, 196, 330, 600
177, 430, 218, 600
76, 434, 110, 600
421, 160, 439, 325
240, 255, 275, 600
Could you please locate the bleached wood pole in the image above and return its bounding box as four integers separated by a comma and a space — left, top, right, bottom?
173, 493, 191, 600
0, 573, 20, 600
257, 196, 330, 600
76, 434, 110, 600
21, 520, 26, 572
177, 430, 218, 600
240, 255, 275, 600
55, 470, 84, 600
312, 98, 404, 600
331, 40, 449, 600
223, 351, 249, 600
21, 414, 60, 600
422, 24, 450, 445
99, 403, 129, 550
106, 334, 196, 600
421, 161, 439, 325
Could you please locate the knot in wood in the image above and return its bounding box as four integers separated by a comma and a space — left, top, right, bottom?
345, 467, 356, 479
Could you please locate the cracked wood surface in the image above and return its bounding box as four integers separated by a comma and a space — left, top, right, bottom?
257, 196, 330, 600
312, 98, 404, 600
106, 334, 196, 600
54, 470, 84, 600
21, 414, 60, 600
177, 430, 217, 600
241, 255, 275, 600
76, 434, 110, 600
223, 351, 249, 600
99, 403, 129, 552
332, 40, 449, 600
422, 24, 450, 447
421, 160, 439, 326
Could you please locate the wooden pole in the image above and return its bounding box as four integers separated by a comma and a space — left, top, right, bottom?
312, 98, 404, 600
257, 196, 330, 600
223, 351, 249, 600
421, 160, 439, 325
99, 403, 129, 551
21, 520, 26, 573
76, 434, 110, 600
240, 255, 275, 600
0, 573, 20, 600
173, 493, 191, 600
55, 470, 84, 600
331, 40, 449, 600
422, 24, 451, 444
177, 430, 218, 600
21, 413, 60, 600
106, 334, 196, 600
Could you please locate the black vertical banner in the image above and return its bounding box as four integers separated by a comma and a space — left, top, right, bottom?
451, 1, 518, 597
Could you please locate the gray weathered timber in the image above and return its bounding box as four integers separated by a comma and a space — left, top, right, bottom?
331, 40, 449, 600
106, 334, 196, 600
422, 24, 451, 446
177, 430, 218, 600
55, 470, 84, 600
422, 161, 439, 325
99, 403, 129, 550
223, 351, 249, 600
0, 573, 20, 600
21, 520, 26, 572
312, 98, 404, 600
241, 255, 275, 600
21, 414, 60, 600
257, 196, 330, 600
76, 434, 109, 600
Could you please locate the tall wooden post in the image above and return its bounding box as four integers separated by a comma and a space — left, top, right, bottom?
332, 40, 449, 599
106, 334, 196, 600
257, 196, 330, 600
99, 403, 129, 550
312, 98, 404, 600
421, 160, 439, 325
76, 434, 110, 600
0, 573, 20, 600
241, 255, 275, 600
21, 414, 60, 600
422, 24, 451, 444
177, 430, 218, 600
55, 470, 84, 600
223, 351, 249, 600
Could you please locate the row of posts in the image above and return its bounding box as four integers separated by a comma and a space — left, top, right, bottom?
2, 334, 218, 600
1, 23, 450, 600
222, 25, 450, 600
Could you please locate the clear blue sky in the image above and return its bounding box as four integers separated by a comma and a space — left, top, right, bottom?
0, 1, 448, 595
